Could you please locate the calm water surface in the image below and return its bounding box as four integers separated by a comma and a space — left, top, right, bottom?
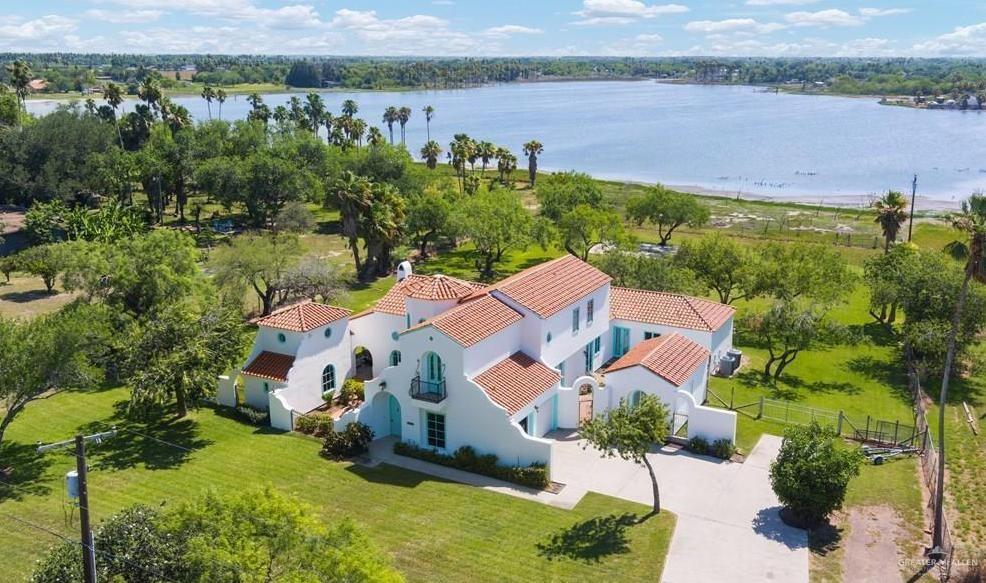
28, 81, 986, 205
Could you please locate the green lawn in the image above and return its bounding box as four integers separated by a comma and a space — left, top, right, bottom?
1, 386, 675, 582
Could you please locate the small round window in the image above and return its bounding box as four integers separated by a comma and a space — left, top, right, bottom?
546, 332, 552, 343
277, 333, 286, 343
391, 331, 399, 341
324, 327, 332, 338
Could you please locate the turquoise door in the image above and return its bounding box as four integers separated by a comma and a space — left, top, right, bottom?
550, 395, 559, 431
613, 327, 630, 357
426, 353, 443, 382
388, 394, 401, 437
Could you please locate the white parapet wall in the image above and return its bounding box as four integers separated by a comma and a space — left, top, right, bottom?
216, 374, 237, 408
675, 389, 737, 444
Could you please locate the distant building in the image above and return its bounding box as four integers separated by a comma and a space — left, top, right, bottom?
27, 79, 48, 92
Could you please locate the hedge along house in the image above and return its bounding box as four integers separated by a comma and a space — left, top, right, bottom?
220, 255, 738, 471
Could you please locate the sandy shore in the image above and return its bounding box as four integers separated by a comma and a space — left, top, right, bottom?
666, 183, 960, 212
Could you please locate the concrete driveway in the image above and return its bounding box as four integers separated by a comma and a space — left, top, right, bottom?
550, 433, 808, 583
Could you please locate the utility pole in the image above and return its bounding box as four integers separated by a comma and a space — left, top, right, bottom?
908, 174, 918, 242
37, 429, 116, 583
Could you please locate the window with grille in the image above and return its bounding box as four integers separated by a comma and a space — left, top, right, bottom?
426, 413, 446, 449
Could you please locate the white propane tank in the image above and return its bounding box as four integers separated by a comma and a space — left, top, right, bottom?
396, 260, 413, 282
66, 470, 80, 500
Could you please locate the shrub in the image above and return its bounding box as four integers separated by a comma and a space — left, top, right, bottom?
337, 378, 365, 405
712, 438, 736, 460
320, 422, 374, 460
687, 436, 710, 455
236, 405, 269, 426
296, 413, 334, 436
770, 421, 863, 528
321, 390, 334, 402
393, 441, 550, 490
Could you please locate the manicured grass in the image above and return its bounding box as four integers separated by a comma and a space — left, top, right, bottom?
0, 275, 77, 319
0, 387, 676, 582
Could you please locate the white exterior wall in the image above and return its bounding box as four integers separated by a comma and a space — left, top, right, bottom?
243, 377, 284, 410
601, 365, 706, 413
406, 297, 459, 326
349, 312, 406, 378
607, 317, 734, 367
511, 388, 561, 439
709, 317, 734, 370
272, 318, 353, 417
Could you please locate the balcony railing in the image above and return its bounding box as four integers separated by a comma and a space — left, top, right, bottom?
410, 376, 446, 403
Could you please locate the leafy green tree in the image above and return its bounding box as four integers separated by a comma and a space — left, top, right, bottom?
580, 394, 670, 515
0, 91, 21, 128
6, 60, 31, 116
124, 300, 246, 417
24, 200, 68, 244
673, 234, 756, 304
14, 243, 69, 293
406, 189, 453, 258
872, 190, 909, 253
754, 243, 855, 304
863, 243, 916, 325
455, 189, 534, 279
769, 422, 863, 527
743, 301, 852, 381
626, 186, 710, 246
240, 150, 306, 228
557, 205, 629, 261
211, 233, 304, 315
593, 249, 699, 295
522, 140, 543, 186
534, 171, 602, 222
0, 304, 105, 447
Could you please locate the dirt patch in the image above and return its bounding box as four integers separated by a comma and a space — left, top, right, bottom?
842, 506, 904, 583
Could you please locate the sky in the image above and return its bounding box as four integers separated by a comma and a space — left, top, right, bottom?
2, 0, 986, 57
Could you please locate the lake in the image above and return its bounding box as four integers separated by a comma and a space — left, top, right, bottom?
27, 81, 986, 207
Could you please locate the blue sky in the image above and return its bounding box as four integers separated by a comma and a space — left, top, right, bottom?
2, 1, 986, 56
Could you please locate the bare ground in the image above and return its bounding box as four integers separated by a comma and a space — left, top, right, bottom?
843, 506, 904, 583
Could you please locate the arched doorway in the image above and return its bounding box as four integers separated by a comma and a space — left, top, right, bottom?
386, 393, 401, 437
577, 380, 595, 423
354, 346, 373, 380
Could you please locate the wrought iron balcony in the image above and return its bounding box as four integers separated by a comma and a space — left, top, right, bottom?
410, 376, 446, 403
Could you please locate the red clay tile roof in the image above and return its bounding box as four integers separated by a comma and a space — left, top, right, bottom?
606, 334, 709, 387
242, 351, 295, 382
408, 294, 523, 347
371, 274, 485, 316
253, 301, 351, 332
474, 352, 560, 415
609, 287, 734, 331
477, 255, 611, 319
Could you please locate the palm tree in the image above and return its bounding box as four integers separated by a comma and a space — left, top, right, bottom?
350, 117, 367, 147
420, 140, 442, 169
215, 89, 227, 121
138, 76, 162, 115
931, 194, 986, 556
273, 105, 290, 125
397, 106, 412, 146
200, 86, 216, 120
341, 99, 359, 117
288, 96, 305, 130
367, 126, 385, 147
382, 106, 398, 145
6, 60, 31, 117
523, 140, 543, 187
332, 171, 373, 273
103, 82, 125, 147
423, 104, 435, 141
873, 190, 908, 253
477, 141, 496, 175
304, 92, 326, 138
497, 147, 517, 184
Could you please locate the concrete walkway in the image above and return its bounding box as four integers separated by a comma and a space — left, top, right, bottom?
550, 432, 809, 583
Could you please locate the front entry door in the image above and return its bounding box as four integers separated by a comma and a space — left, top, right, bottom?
613, 326, 630, 357
388, 394, 401, 437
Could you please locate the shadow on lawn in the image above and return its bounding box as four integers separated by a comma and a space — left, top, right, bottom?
808, 519, 843, 558
0, 441, 54, 501
77, 401, 213, 472
344, 462, 430, 488
0, 289, 58, 303
537, 513, 639, 562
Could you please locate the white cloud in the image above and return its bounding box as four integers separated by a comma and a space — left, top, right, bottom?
0, 15, 76, 41
746, 0, 819, 5
598, 32, 665, 56
329, 9, 486, 54
785, 9, 864, 28
571, 0, 688, 26
912, 22, 986, 56
98, 1, 324, 28
484, 25, 544, 37
85, 9, 164, 24
859, 7, 911, 17
684, 18, 785, 34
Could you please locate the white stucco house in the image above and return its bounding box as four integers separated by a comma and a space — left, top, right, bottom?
218, 255, 738, 469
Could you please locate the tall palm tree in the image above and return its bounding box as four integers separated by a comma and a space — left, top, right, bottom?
287, 96, 305, 130
382, 106, 398, 145
103, 82, 125, 148
6, 60, 31, 118
304, 92, 326, 138
367, 126, 385, 147
397, 106, 412, 146
523, 140, 543, 187
138, 76, 162, 115
215, 89, 227, 121
873, 190, 908, 253
496, 147, 517, 184
332, 171, 373, 273
477, 141, 496, 175
350, 117, 367, 148
201, 85, 216, 120
341, 99, 359, 117
931, 194, 986, 556
420, 140, 442, 169
422, 104, 435, 141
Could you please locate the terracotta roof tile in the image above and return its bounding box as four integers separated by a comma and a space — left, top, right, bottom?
242, 351, 295, 382
610, 287, 734, 331
371, 274, 485, 316
474, 352, 560, 415
606, 334, 709, 386
479, 255, 611, 318
408, 294, 522, 347
253, 301, 351, 332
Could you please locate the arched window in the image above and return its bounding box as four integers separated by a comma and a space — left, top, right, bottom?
277, 333, 286, 343
322, 364, 336, 392
389, 350, 402, 367
630, 390, 644, 408
422, 352, 443, 382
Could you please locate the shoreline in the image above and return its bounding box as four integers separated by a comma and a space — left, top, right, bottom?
665, 183, 959, 212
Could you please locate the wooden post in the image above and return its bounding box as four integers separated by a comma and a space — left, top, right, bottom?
75, 435, 96, 583
758, 396, 764, 419
837, 410, 844, 435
